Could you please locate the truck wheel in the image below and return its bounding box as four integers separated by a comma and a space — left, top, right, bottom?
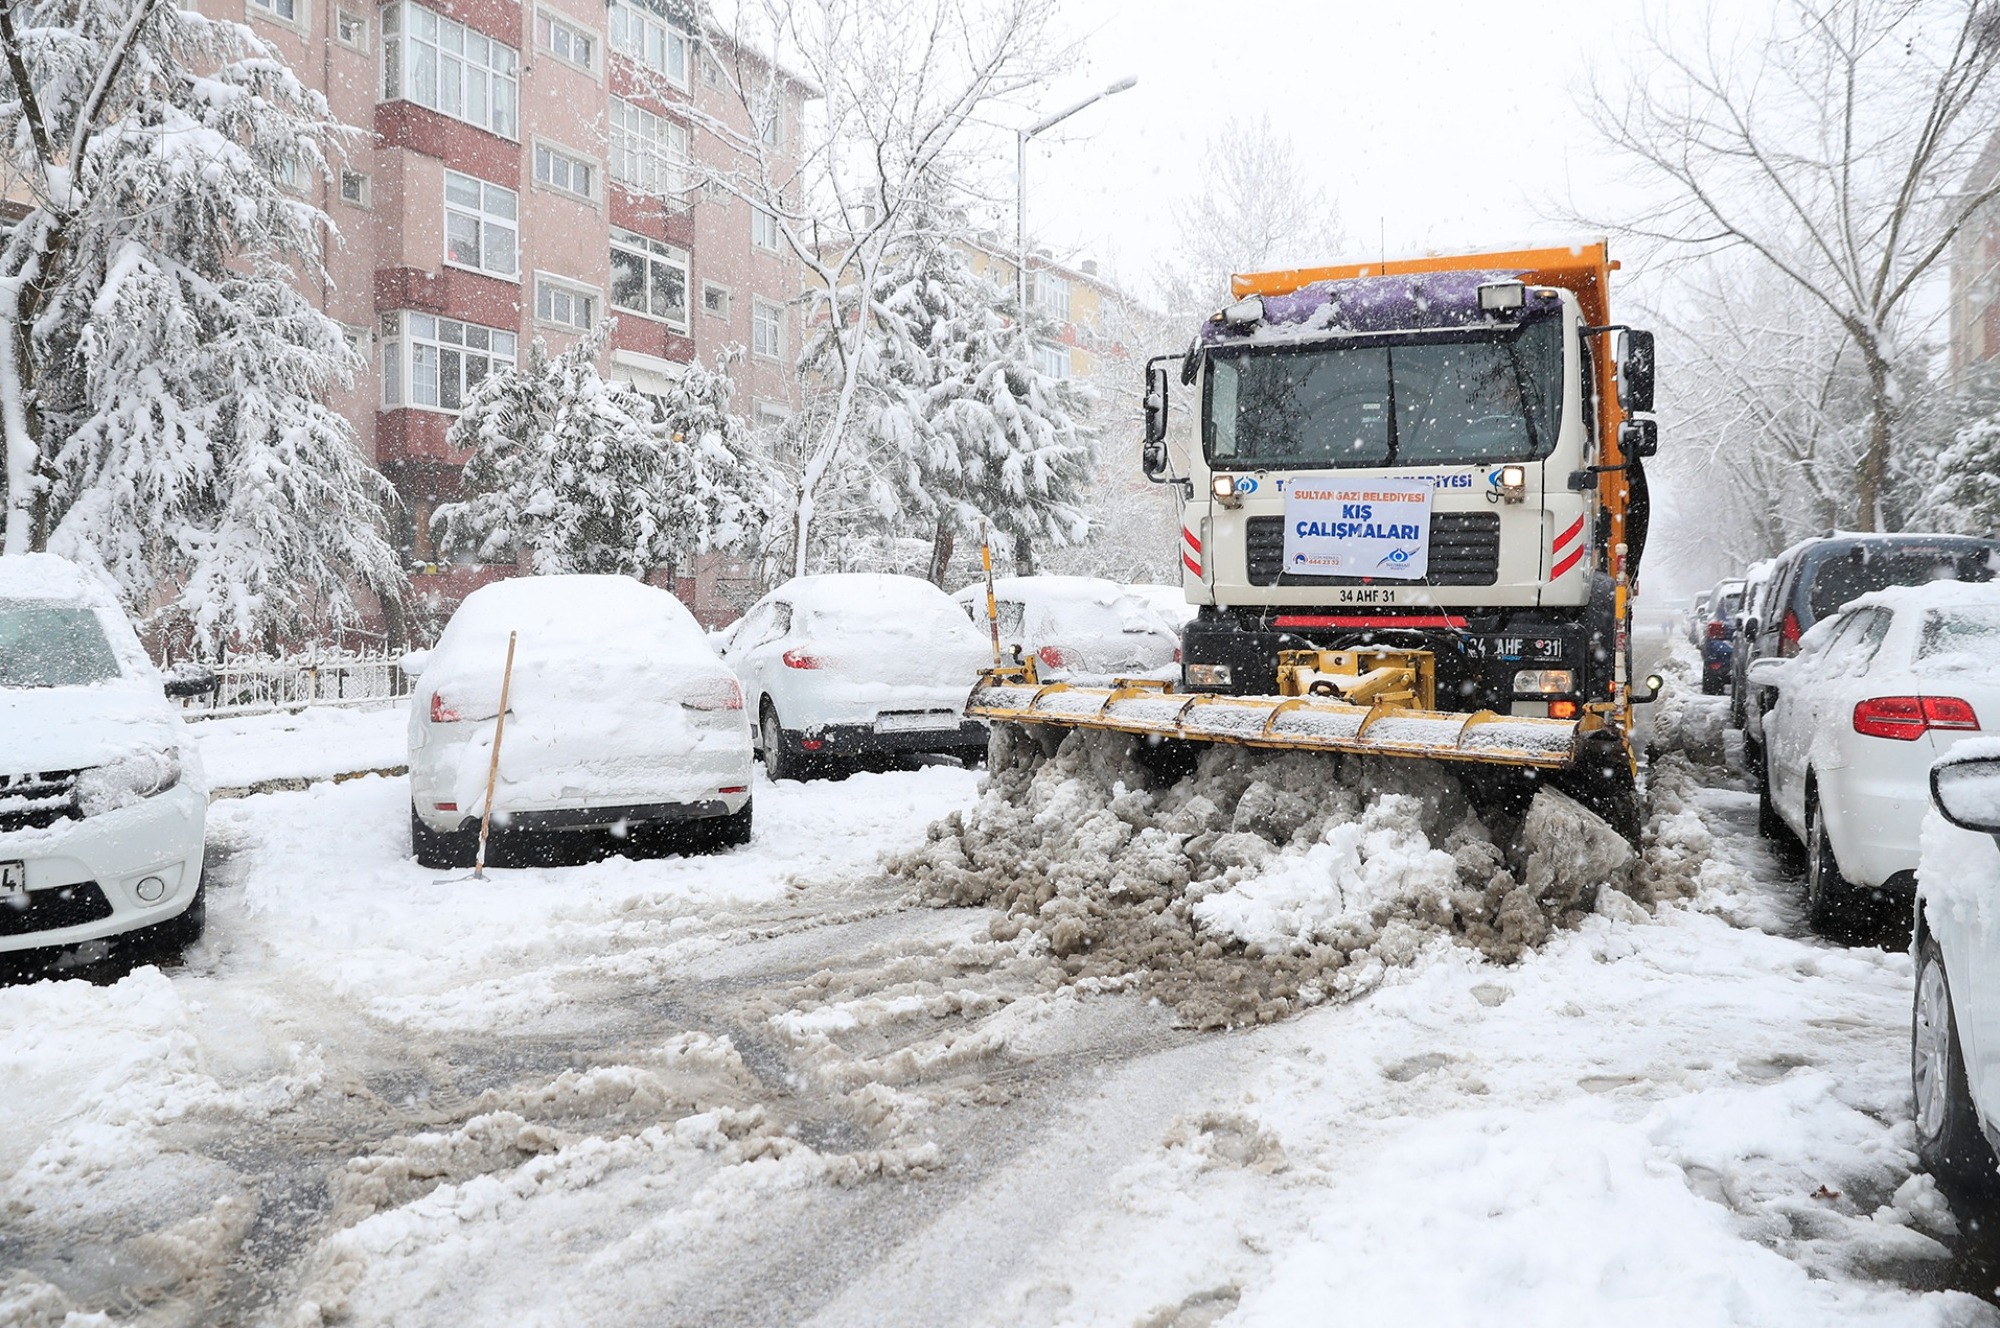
1915, 932, 2000, 1195
1804, 791, 1851, 934
411, 804, 474, 870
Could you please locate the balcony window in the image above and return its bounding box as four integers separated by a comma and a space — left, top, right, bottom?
609, 98, 689, 198
381, 313, 518, 411
751, 298, 783, 360
382, 3, 520, 140
535, 277, 597, 331
444, 170, 518, 278
609, 228, 688, 328
608, 0, 690, 86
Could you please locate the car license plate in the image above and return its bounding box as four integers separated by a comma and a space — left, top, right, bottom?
1, 861, 24, 900
875, 710, 957, 734
1479, 635, 1565, 663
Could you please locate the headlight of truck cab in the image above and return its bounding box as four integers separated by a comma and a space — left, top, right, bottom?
75, 747, 182, 817
1186, 664, 1233, 687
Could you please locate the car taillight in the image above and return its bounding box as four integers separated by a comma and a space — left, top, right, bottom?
782, 649, 822, 670
430, 691, 460, 723
682, 678, 744, 711
1037, 645, 1068, 669
1852, 695, 1982, 741
1706, 621, 1727, 641
1779, 611, 1801, 657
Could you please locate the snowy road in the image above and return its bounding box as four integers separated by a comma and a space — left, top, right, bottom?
4, 686, 1999, 1326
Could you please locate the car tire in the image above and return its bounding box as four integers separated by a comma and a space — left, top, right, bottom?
1915, 931, 2000, 1196
1756, 770, 1787, 842
761, 704, 806, 782
1701, 670, 1723, 696
1804, 790, 1851, 933
1729, 681, 1747, 731
411, 804, 474, 870
715, 798, 753, 849
1744, 732, 1767, 780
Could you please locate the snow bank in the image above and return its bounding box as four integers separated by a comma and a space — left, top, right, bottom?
192, 702, 408, 789
892, 727, 1637, 1029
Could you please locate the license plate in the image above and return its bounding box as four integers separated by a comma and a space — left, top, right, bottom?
875, 711, 957, 734
1, 861, 23, 900
1480, 636, 1565, 663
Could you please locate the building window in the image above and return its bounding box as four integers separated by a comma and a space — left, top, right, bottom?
701, 282, 730, 317
755, 401, 790, 430
1032, 272, 1071, 322
750, 207, 781, 252
750, 92, 782, 147
1034, 342, 1070, 380
339, 170, 369, 206
381, 3, 520, 140
751, 298, 783, 360
444, 171, 518, 277
381, 313, 517, 411
275, 157, 307, 194
535, 277, 597, 331
532, 143, 594, 199
535, 10, 594, 69
609, 99, 689, 198
608, 0, 690, 86
609, 228, 688, 327
251, 0, 300, 23
336, 8, 367, 47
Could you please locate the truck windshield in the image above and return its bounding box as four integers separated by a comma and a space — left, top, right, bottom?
1203, 317, 1563, 470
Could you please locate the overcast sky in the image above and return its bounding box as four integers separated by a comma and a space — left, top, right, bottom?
999, 0, 1656, 303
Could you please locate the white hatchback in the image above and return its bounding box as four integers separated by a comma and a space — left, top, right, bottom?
952, 575, 1181, 682
720, 574, 991, 780
1749, 581, 2000, 929
403, 575, 753, 867
0, 554, 210, 963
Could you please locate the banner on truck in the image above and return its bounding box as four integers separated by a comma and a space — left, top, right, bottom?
1281, 479, 1433, 580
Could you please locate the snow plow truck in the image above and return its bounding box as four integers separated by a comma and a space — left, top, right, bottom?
967, 241, 1663, 838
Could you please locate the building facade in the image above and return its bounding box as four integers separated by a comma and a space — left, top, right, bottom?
1950, 132, 2000, 388
207, 0, 809, 617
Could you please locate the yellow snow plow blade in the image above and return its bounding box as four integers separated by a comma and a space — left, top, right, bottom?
967, 650, 1586, 770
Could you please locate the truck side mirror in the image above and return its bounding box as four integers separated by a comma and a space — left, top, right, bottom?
1619, 417, 1658, 459
1141, 364, 1170, 479
1615, 329, 1655, 415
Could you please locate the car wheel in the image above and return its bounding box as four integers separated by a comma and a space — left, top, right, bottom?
1744, 732, 1767, 780
1701, 670, 1723, 696
762, 705, 804, 782
1804, 790, 1851, 933
1729, 682, 1747, 731
411, 803, 474, 870
1915, 931, 2000, 1195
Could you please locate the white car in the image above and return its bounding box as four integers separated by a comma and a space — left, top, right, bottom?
0, 554, 210, 964
1912, 739, 2000, 1197
1748, 581, 2000, 929
951, 575, 1181, 681
403, 575, 753, 868
721, 574, 990, 780
1133, 582, 1198, 635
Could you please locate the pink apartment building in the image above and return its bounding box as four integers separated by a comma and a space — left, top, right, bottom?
210, 0, 808, 621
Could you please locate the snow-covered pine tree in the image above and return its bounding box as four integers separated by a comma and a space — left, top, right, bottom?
0, 0, 406, 650
1919, 412, 2000, 537
433, 328, 769, 579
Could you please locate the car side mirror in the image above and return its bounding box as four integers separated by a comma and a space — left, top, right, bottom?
1746, 657, 1792, 687
1615, 328, 1655, 415
1932, 755, 2000, 844
1618, 417, 1658, 459
399, 648, 433, 679
162, 663, 217, 699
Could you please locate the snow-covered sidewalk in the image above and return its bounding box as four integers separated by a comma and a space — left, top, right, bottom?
191, 702, 410, 791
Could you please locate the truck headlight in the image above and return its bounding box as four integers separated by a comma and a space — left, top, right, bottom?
1186, 663, 1232, 687
1512, 669, 1574, 696
76, 747, 182, 818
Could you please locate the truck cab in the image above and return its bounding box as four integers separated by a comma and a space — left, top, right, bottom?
1143, 243, 1656, 725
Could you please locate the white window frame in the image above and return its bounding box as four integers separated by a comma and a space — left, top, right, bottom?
534, 9, 596, 71
248, 0, 304, 29
1033, 341, 1070, 381
534, 275, 599, 332
1032, 271, 1071, 322
339, 169, 370, 207
335, 8, 368, 49
609, 98, 690, 200
608, 0, 691, 87
444, 170, 519, 279
750, 206, 781, 252
609, 227, 689, 329
750, 92, 782, 147
381, 3, 520, 141
751, 298, 784, 361
380, 312, 518, 413
701, 281, 730, 318
532, 141, 597, 201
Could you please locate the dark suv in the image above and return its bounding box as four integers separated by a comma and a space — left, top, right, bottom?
1737, 533, 1999, 772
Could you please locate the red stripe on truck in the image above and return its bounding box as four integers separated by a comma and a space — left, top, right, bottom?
1182, 550, 1202, 577
1181, 527, 1202, 554
1554, 514, 1585, 551
1273, 614, 1469, 629
1551, 545, 1586, 579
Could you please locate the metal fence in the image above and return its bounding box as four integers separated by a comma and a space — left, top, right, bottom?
170, 648, 413, 719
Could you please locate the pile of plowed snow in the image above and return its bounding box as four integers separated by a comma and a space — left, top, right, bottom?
891, 727, 1640, 1029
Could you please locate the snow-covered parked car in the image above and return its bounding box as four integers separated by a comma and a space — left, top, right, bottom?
951, 575, 1180, 681
0, 554, 211, 965
402, 575, 753, 868
1748, 581, 2000, 930
1133, 582, 1198, 635
1913, 739, 2000, 1197
721, 574, 990, 780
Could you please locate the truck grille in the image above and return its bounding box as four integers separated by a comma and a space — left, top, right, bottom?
1245, 512, 1502, 587
0, 882, 113, 937
0, 770, 81, 833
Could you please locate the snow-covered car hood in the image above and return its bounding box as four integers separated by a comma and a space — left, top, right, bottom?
0, 681, 199, 779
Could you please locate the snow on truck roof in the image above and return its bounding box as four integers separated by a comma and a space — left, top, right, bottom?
1199, 269, 1562, 350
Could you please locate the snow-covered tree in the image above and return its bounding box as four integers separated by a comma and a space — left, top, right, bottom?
1916, 411, 2000, 536
0, 0, 406, 650
433, 329, 769, 579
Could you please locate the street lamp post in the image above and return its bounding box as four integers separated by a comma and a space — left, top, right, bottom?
1016, 75, 1137, 344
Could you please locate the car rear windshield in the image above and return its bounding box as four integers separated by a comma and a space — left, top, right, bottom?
1806, 550, 1995, 620
1918, 608, 2000, 672
0, 599, 124, 688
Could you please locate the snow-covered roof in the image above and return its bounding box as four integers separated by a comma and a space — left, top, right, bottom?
1847, 579, 2000, 616
0, 553, 121, 608
1198, 269, 1562, 350
779, 573, 956, 615
444, 574, 707, 656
